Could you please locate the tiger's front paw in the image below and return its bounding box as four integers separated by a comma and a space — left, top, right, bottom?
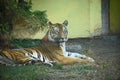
79, 55, 95, 62
87, 57, 95, 62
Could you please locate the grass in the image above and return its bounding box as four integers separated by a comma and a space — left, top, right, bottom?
0, 63, 64, 80
0, 64, 95, 80
0, 65, 50, 80
71, 64, 94, 71
0, 62, 118, 80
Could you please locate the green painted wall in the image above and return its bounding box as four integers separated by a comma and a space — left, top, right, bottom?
32, 0, 101, 39
110, 0, 120, 34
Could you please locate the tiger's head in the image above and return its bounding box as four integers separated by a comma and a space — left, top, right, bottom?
43, 20, 68, 43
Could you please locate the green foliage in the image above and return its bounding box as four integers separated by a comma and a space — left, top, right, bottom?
11, 39, 42, 48
18, 0, 32, 11
0, 0, 48, 48
0, 0, 48, 35
33, 10, 48, 29
0, 23, 10, 34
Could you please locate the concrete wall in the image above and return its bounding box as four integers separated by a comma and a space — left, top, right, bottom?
32, 0, 101, 39
110, 0, 120, 34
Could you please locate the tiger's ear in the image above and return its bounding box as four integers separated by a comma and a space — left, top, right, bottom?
48, 21, 52, 27
63, 20, 68, 26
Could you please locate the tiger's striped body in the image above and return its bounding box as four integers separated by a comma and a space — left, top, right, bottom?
0, 20, 94, 66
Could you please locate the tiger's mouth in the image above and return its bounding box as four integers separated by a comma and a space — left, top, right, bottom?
55, 38, 68, 43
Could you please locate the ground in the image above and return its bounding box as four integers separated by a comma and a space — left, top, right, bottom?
0, 37, 120, 80
48, 37, 120, 80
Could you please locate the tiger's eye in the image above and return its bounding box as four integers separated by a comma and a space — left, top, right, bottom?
54, 27, 59, 33
63, 27, 67, 33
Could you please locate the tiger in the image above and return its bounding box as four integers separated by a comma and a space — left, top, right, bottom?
0, 20, 94, 66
